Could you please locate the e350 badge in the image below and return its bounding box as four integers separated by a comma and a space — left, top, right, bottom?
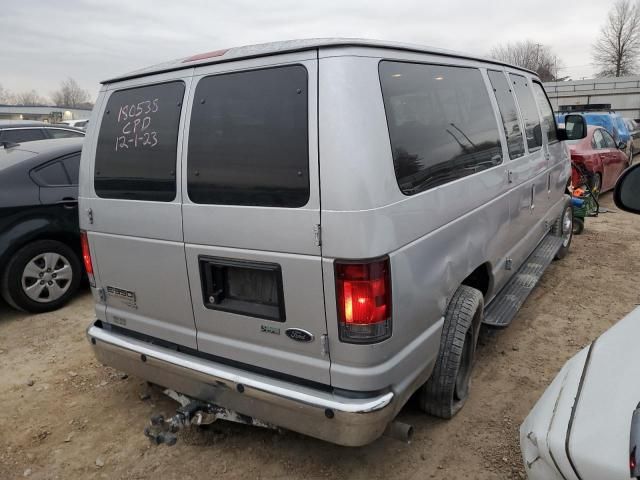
106, 286, 137, 309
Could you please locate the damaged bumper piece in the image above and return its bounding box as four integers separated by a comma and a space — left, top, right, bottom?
87, 322, 396, 446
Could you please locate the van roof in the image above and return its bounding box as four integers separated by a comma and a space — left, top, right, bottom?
102, 38, 536, 84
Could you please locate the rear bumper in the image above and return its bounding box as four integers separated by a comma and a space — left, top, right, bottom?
86, 323, 396, 446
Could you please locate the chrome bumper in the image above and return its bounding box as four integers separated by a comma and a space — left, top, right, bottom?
87, 324, 396, 446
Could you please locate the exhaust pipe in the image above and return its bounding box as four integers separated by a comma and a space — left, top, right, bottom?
383, 421, 414, 443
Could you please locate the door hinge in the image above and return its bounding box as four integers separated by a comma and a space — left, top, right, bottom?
505, 258, 513, 270
507, 170, 513, 184
87, 208, 94, 225
321, 334, 329, 357
313, 224, 322, 247
98, 288, 106, 302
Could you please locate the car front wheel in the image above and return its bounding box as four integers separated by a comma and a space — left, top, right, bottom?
1, 240, 81, 313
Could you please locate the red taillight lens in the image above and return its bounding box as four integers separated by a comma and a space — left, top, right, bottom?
80, 230, 95, 286
335, 257, 391, 343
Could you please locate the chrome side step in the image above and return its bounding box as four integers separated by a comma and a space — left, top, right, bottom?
483, 235, 564, 327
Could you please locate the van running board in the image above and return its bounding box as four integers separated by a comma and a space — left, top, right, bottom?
483, 235, 564, 328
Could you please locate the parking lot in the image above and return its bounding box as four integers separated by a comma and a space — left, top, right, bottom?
0, 192, 637, 480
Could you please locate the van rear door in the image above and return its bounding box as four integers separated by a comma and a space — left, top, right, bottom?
182, 53, 330, 384
82, 73, 198, 348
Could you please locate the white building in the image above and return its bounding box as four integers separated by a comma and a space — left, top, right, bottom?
0, 104, 92, 123
543, 76, 640, 119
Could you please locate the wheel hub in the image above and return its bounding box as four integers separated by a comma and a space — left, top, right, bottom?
21, 252, 72, 303
562, 209, 573, 247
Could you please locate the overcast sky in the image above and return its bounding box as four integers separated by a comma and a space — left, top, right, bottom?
1, 0, 611, 102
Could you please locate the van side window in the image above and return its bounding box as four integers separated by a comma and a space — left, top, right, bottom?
187, 65, 309, 208
510, 74, 542, 152
487, 70, 525, 160
532, 82, 558, 144
379, 61, 502, 195
94, 81, 185, 201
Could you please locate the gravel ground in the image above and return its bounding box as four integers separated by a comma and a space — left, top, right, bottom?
1, 192, 639, 480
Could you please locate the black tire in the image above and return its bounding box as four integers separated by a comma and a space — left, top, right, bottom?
419, 285, 483, 419
573, 217, 585, 235
552, 202, 573, 260
1, 240, 81, 313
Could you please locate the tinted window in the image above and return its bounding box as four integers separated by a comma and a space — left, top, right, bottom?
32, 161, 69, 186
1, 128, 46, 143
379, 61, 502, 195
487, 70, 525, 160
593, 129, 605, 149
601, 129, 616, 148
48, 128, 84, 139
94, 81, 185, 201
532, 82, 558, 143
187, 65, 309, 207
510, 74, 542, 152
63, 154, 81, 183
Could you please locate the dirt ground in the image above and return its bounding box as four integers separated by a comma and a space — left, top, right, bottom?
2, 192, 640, 480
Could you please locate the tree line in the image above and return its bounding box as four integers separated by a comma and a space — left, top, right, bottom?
490, 0, 640, 80
0, 78, 93, 109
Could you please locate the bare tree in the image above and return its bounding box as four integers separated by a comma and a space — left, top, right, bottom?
489, 41, 564, 81
14, 90, 48, 106
0, 84, 16, 105
592, 0, 640, 77
51, 78, 91, 108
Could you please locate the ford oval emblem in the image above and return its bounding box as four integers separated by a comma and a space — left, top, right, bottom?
285, 328, 314, 343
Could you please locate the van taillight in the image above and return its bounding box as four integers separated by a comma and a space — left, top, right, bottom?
80, 231, 95, 287
335, 257, 392, 343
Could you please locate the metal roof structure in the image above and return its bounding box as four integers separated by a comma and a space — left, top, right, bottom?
103, 38, 536, 84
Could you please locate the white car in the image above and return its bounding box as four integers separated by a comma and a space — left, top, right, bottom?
520, 163, 640, 479
58, 119, 89, 130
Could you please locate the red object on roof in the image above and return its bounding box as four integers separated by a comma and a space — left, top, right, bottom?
182, 49, 228, 63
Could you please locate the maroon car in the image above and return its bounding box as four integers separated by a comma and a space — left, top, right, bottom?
568, 125, 630, 192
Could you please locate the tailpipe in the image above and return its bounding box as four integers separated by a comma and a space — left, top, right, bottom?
383, 421, 414, 443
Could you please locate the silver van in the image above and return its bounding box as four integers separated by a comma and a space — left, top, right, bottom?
80, 39, 585, 446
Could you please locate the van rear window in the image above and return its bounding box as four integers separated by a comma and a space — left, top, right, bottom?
187, 65, 309, 207
94, 81, 185, 201
379, 61, 502, 195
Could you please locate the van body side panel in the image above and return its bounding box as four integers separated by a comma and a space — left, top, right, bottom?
318, 52, 512, 391
182, 52, 330, 384
79, 87, 108, 321
80, 71, 198, 349
504, 71, 549, 273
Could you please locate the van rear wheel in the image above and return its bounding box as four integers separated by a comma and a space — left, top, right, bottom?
552, 202, 573, 260
419, 285, 483, 419
1, 240, 81, 313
